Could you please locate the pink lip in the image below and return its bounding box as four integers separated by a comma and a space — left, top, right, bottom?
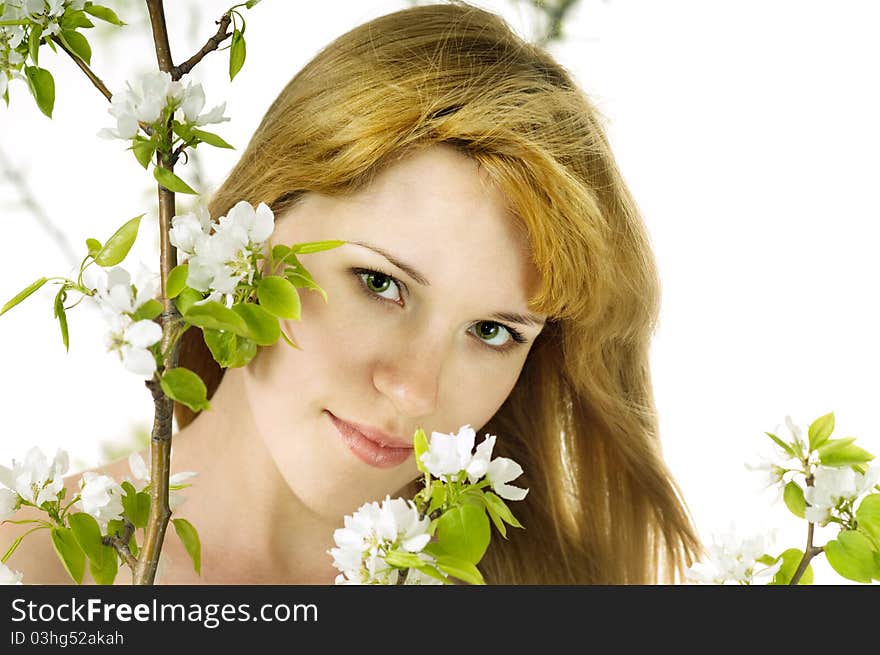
326, 411, 413, 469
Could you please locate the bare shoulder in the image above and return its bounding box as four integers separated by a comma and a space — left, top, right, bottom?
1, 457, 132, 586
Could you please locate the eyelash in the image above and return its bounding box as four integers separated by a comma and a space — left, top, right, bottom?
351, 267, 527, 355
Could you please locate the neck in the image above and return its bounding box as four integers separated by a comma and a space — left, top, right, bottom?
169, 368, 340, 584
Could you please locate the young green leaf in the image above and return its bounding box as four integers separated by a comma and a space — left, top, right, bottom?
94, 214, 144, 267
1, 277, 48, 316
245, 0, 262, 8
434, 554, 485, 585
60, 9, 94, 29
229, 29, 246, 80
808, 412, 835, 452
121, 490, 150, 529
413, 428, 429, 473
183, 301, 249, 336
483, 491, 523, 529
285, 272, 328, 303
160, 367, 210, 412
50, 527, 86, 584
60, 29, 92, 65
783, 481, 806, 519
28, 24, 42, 65
83, 4, 126, 25
855, 494, 880, 543
131, 137, 157, 169
89, 546, 118, 585
174, 287, 203, 316
824, 530, 877, 583
68, 512, 105, 562
768, 548, 814, 585
434, 504, 491, 565
53, 287, 70, 351
763, 431, 797, 459
257, 275, 301, 320
24, 65, 54, 118
203, 329, 257, 368
818, 439, 874, 467
153, 167, 198, 195
190, 128, 234, 149
132, 299, 162, 322
173, 518, 201, 575
384, 550, 425, 570
292, 240, 346, 254
232, 302, 281, 346
166, 263, 189, 299
86, 238, 102, 257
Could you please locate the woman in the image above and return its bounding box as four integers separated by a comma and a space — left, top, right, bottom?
3, 1, 701, 584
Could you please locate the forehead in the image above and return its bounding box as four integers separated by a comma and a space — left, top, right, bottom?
279, 145, 541, 303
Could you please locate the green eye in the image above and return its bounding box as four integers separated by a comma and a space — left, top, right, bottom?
365, 272, 392, 293
473, 321, 510, 347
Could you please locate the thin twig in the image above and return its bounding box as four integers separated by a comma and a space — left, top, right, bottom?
172, 13, 233, 80
50, 35, 112, 101
790, 472, 823, 584
103, 520, 139, 573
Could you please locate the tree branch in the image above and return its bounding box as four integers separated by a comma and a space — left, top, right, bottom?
50, 35, 112, 101
146, 0, 175, 73
790, 472, 823, 584
103, 520, 139, 574
172, 13, 233, 80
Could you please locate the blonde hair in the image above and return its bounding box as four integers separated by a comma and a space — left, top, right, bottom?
177, 1, 703, 584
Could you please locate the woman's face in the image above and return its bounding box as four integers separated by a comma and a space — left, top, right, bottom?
239, 144, 546, 520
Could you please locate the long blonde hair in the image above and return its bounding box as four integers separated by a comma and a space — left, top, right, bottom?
176, 1, 703, 583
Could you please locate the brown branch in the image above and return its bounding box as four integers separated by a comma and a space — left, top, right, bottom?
50, 35, 112, 101
790, 472, 823, 585
146, 0, 174, 73
172, 13, 233, 80
103, 520, 139, 574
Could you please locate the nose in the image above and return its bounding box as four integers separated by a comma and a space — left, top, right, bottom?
372, 336, 445, 419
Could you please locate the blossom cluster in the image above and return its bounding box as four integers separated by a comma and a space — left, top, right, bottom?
98, 70, 228, 141
170, 201, 275, 305
804, 465, 879, 525
685, 525, 782, 585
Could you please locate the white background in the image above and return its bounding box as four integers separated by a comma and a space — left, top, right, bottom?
1, 0, 877, 584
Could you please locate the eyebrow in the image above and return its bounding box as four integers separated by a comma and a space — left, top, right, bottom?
348, 240, 546, 327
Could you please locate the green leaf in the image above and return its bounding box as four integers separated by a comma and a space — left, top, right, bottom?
50, 527, 85, 584
60, 29, 91, 65
824, 530, 877, 583
89, 546, 118, 585
808, 412, 835, 451
154, 166, 198, 195
855, 494, 880, 543
160, 367, 210, 412
818, 439, 874, 467
229, 29, 246, 80
121, 490, 150, 529
232, 302, 280, 346
245, 0, 262, 8
764, 431, 797, 459
434, 554, 485, 585
413, 428, 429, 473
83, 4, 125, 25
190, 128, 234, 149
172, 120, 194, 142
483, 490, 523, 536
783, 481, 806, 519
60, 9, 94, 29
86, 238, 102, 257
131, 137, 157, 169
28, 24, 42, 65
174, 287, 203, 316
434, 504, 491, 565
184, 301, 249, 336
2, 534, 26, 564
257, 276, 301, 320
203, 329, 257, 368
272, 245, 291, 262
427, 484, 447, 515
1, 277, 48, 316
768, 548, 813, 585
285, 271, 328, 303
384, 550, 425, 569
53, 287, 69, 351
131, 298, 162, 321
292, 239, 346, 254
166, 263, 189, 299
24, 65, 54, 118
68, 512, 106, 562
172, 518, 201, 575
94, 214, 143, 266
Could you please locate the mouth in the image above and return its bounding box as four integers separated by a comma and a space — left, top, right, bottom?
325, 411, 413, 469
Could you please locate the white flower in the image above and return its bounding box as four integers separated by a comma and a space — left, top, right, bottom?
169, 205, 212, 257
98, 71, 184, 140
0, 487, 19, 520
486, 457, 529, 501
0, 562, 23, 585
127, 451, 196, 511
466, 434, 495, 483
803, 464, 879, 525
103, 314, 162, 378
184, 201, 275, 303
77, 472, 124, 530
329, 495, 434, 585
0, 447, 69, 507
91, 265, 157, 317
420, 425, 476, 479
175, 81, 229, 127
685, 524, 782, 585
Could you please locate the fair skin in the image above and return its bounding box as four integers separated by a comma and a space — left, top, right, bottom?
1, 143, 546, 584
